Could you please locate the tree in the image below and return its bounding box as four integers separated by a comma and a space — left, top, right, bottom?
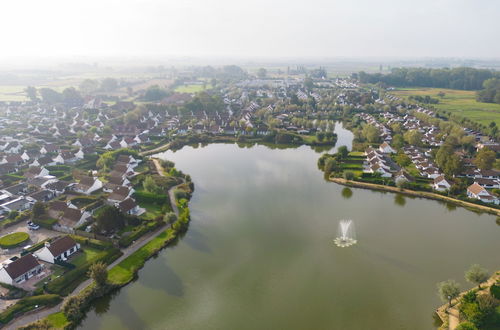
100, 78, 118, 92
163, 212, 177, 224
473, 148, 496, 170
465, 264, 489, 289
337, 145, 349, 159
257, 68, 267, 79
455, 321, 478, 330
404, 130, 423, 146
395, 152, 411, 167
24, 86, 37, 102
39, 88, 62, 104
304, 77, 314, 91
143, 175, 161, 194
362, 124, 379, 143
343, 171, 354, 180
31, 202, 46, 220
94, 206, 125, 233
63, 296, 84, 322
88, 262, 108, 287
392, 134, 405, 149
437, 279, 460, 307
79, 79, 99, 94
62, 87, 83, 106
143, 85, 168, 101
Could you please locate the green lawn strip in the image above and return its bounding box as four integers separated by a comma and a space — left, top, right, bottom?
108, 228, 176, 285
0, 232, 30, 248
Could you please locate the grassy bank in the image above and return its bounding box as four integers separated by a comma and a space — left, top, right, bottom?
330, 178, 500, 216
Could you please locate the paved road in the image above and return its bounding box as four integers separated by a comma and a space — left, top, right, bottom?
6, 159, 182, 329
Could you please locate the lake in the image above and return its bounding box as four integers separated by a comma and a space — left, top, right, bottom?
79, 123, 500, 330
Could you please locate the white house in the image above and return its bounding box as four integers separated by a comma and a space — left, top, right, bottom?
73, 177, 103, 195
35, 236, 80, 263
0, 254, 43, 285
433, 176, 452, 192
378, 142, 396, 154
467, 183, 499, 204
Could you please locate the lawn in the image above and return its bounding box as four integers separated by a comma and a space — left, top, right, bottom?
392, 88, 500, 126
0, 232, 29, 248
108, 228, 176, 285
46, 312, 69, 328
70, 247, 101, 267
0, 85, 26, 101
174, 83, 212, 93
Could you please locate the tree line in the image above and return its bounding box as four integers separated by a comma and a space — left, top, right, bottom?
357, 67, 500, 90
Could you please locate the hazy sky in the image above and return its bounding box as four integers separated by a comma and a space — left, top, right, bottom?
1, 0, 499, 60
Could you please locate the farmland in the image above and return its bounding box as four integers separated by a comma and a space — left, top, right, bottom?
392, 87, 500, 126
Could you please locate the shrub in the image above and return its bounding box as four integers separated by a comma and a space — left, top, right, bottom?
490, 284, 500, 299
133, 191, 167, 205
33, 218, 58, 229
0, 294, 61, 324
118, 220, 162, 248
456, 321, 478, 330
0, 232, 29, 248
343, 171, 355, 180
70, 235, 113, 251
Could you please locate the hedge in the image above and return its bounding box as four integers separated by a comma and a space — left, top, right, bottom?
21, 239, 50, 256
133, 191, 168, 205
0, 232, 30, 249
118, 220, 163, 248
0, 294, 61, 325
46, 247, 122, 296
33, 218, 58, 229
70, 235, 113, 251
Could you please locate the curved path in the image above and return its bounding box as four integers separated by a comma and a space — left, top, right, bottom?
6, 158, 182, 329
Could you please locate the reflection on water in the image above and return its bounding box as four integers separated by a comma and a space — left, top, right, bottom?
341, 187, 353, 199
394, 194, 406, 206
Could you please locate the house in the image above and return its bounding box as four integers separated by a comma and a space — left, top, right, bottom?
474, 178, 500, 189
394, 170, 414, 185
107, 186, 133, 204
118, 198, 143, 215
433, 176, 452, 192
0, 254, 43, 285
60, 208, 90, 227
466, 183, 499, 204
73, 177, 103, 195
378, 142, 396, 154
35, 236, 80, 263
0, 196, 34, 213
24, 166, 50, 180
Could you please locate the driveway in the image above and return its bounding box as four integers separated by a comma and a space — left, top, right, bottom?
0, 222, 60, 263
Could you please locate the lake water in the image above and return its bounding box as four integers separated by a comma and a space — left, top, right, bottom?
79, 123, 500, 330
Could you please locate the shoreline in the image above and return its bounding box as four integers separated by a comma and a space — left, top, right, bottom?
330, 178, 500, 216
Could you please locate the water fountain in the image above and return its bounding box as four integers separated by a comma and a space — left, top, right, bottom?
333, 219, 357, 247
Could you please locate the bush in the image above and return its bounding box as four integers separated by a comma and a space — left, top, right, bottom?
456, 321, 478, 330
70, 235, 113, 250
33, 218, 58, 229
343, 171, 355, 180
133, 191, 167, 205
490, 284, 500, 299
118, 220, 162, 248
0, 294, 61, 324
0, 232, 29, 248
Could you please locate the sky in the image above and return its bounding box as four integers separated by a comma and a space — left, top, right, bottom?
1, 0, 499, 60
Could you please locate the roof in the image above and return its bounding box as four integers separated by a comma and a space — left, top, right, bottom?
3, 254, 40, 279
49, 200, 67, 212
118, 198, 137, 213
47, 236, 78, 257
467, 182, 486, 195
62, 208, 82, 222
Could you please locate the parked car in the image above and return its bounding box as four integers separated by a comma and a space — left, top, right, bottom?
27, 221, 40, 230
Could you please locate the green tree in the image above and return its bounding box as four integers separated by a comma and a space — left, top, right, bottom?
337, 145, 349, 159
143, 85, 168, 101
473, 148, 496, 170
392, 134, 405, 149
163, 212, 177, 224
24, 86, 37, 101
62, 87, 83, 106
395, 152, 411, 167
465, 264, 489, 289
437, 279, 460, 307
257, 68, 267, 79
403, 130, 423, 146
94, 206, 125, 233
39, 88, 62, 104
79, 79, 99, 94
100, 78, 118, 92
63, 296, 84, 322
455, 321, 478, 330
362, 124, 379, 143
88, 262, 108, 287
143, 175, 160, 194
31, 201, 46, 220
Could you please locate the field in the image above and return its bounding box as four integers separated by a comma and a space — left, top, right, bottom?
174, 83, 212, 93
392, 88, 500, 126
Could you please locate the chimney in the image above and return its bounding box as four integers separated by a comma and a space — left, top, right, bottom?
44, 241, 51, 248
